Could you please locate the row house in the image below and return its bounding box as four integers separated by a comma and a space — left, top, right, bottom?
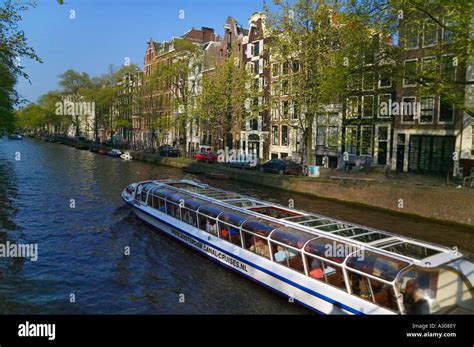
341, 37, 396, 169
142, 27, 219, 150
393, 12, 473, 175
115, 70, 142, 145
241, 12, 269, 160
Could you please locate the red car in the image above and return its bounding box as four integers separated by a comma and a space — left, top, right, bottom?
194, 151, 218, 163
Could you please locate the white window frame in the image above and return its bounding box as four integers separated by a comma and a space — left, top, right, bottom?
401, 96, 416, 124
405, 26, 419, 50
377, 94, 392, 119
419, 96, 435, 124
346, 96, 359, 119
422, 18, 438, 48
403, 59, 418, 87
438, 96, 455, 125
362, 71, 374, 91
378, 71, 392, 88
441, 54, 457, 81
362, 95, 374, 119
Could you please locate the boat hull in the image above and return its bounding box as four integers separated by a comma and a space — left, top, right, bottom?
124, 197, 394, 315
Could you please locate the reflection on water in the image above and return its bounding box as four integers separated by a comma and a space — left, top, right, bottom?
0, 138, 471, 314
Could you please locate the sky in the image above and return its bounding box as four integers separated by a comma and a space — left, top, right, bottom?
15, 0, 266, 104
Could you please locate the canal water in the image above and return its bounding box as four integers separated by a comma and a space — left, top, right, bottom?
0, 138, 471, 314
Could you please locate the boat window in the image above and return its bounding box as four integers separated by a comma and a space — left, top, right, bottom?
218, 213, 246, 246
287, 215, 320, 223
369, 278, 399, 312
197, 213, 218, 236
166, 200, 180, 219
396, 265, 474, 314
270, 227, 316, 249
226, 199, 262, 208
248, 206, 302, 219
383, 242, 441, 260
183, 198, 202, 211
241, 219, 281, 237
134, 184, 144, 202
300, 219, 334, 227
304, 237, 354, 264
305, 254, 347, 291
348, 270, 374, 301
243, 231, 270, 259
333, 227, 369, 237
352, 232, 392, 243
181, 207, 198, 227
317, 223, 352, 232
346, 250, 409, 282
271, 242, 304, 273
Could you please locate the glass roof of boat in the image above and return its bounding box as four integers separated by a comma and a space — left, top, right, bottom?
149, 180, 457, 266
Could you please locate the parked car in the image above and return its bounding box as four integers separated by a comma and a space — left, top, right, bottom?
107, 149, 122, 158
227, 160, 257, 170
258, 159, 303, 175
194, 151, 218, 163
158, 145, 180, 157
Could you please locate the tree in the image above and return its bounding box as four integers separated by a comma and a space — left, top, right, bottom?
264, 0, 355, 165
197, 51, 256, 150
0, 0, 41, 133
57, 69, 93, 136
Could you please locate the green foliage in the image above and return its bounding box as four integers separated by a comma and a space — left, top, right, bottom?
0, 0, 41, 132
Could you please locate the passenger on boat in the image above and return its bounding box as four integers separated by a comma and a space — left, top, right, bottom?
309, 258, 324, 279
250, 238, 270, 258
274, 245, 297, 262
205, 219, 218, 236
403, 281, 430, 314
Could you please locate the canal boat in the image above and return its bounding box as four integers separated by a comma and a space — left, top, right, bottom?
122, 179, 474, 315
107, 149, 122, 158
8, 134, 22, 140
120, 151, 133, 161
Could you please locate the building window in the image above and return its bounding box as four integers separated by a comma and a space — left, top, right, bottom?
441, 55, 456, 81
254, 60, 260, 74
328, 126, 339, 148
401, 96, 416, 123
282, 61, 289, 75
292, 60, 300, 73
362, 72, 374, 91
347, 74, 360, 91
292, 102, 299, 119
254, 41, 260, 56
345, 127, 358, 154
421, 57, 436, 82
379, 70, 392, 88
317, 126, 327, 146
403, 60, 417, 87
282, 101, 289, 118
360, 126, 373, 155
362, 95, 374, 118
272, 106, 278, 120
376, 126, 389, 165
442, 16, 455, 44
405, 26, 419, 49
272, 126, 279, 145
346, 96, 359, 118
272, 63, 279, 77
282, 80, 289, 95
281, 125, 289, 146
420, 96, 434, 123
422, 19, 438, 47
378, 94, 391, 118
439, 97, 454, 123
